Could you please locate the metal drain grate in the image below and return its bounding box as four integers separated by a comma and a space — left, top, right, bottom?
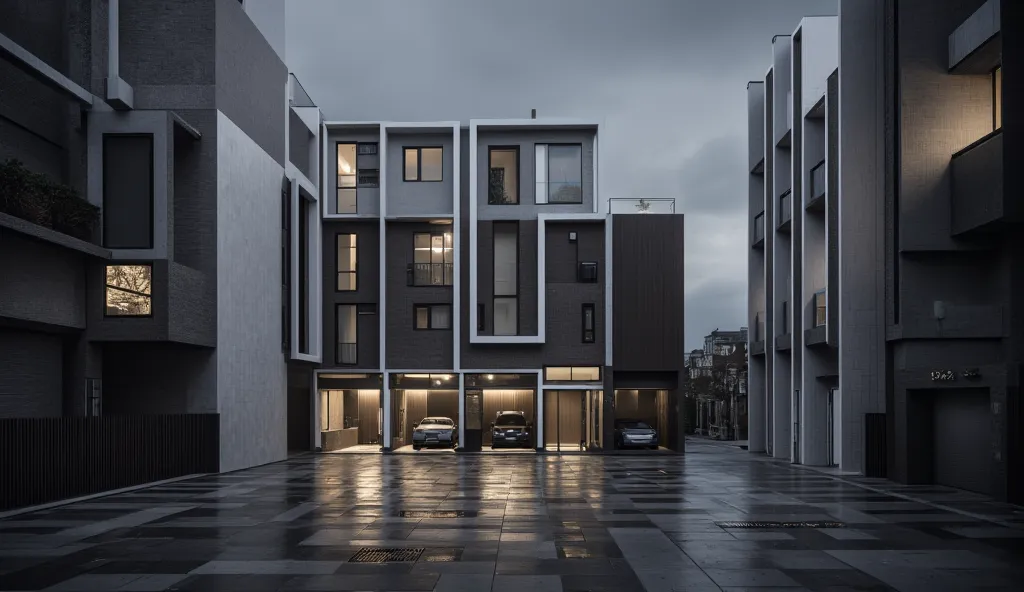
349, 547, 425, 563
716, 521, 846, 529
399, 510, 468, 518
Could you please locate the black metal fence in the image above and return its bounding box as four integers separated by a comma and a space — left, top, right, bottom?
0, 414, 219, 512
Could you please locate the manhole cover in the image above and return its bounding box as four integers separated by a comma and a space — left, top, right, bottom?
716, 521, 845, 529
349, 548, 425, 563
399, 510, 468, 518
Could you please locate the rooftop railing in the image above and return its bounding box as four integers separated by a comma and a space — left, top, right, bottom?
608, 198, 676, 214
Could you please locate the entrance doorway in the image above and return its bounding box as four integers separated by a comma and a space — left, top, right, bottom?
544, 390, 602, 451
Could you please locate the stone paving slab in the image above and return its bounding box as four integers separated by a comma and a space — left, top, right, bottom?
0, 439, 1021, 591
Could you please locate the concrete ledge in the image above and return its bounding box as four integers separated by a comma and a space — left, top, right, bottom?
0, 212, 110, 259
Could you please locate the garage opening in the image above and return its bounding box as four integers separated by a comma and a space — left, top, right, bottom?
389, 373, 459, 453
613, 389, 670, 450
929, 388, 992, 495
483, 389, 536, 451
320, 389, 382, 452
544, 390, 603, 452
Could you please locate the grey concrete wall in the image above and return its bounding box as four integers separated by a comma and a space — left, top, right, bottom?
0, 329, 63, 418
172, 109, 219, 273
326, 131, 381, 216
477, 129, 595, 220
215, 0, 286, 165
214, 110, 288, 473
0, 232, 87, 329
748, 83, 766, 171
544, 222, 604, 366
322, 220, 380, 369
773, 37, 793, 146
838, 0, 888, 474
289, 109, 313, 181
385, 221, 454, 370
748, 81, 768, 453
386, 133, 454, 216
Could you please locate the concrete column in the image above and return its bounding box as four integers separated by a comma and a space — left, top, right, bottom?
747, 357, 767, 452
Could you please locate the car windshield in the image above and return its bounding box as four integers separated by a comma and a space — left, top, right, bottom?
421, 418, 452, 426
617, 421, 651, 429
495, 414, 527, 427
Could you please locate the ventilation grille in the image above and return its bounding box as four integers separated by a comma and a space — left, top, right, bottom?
716, 521, 845, 529
399, 510, 468, 518
349, 548, 425, 563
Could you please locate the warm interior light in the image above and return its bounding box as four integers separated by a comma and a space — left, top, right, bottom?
486, 374, 494, 380
338, 161, 352, 174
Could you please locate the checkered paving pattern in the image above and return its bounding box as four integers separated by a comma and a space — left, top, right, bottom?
0, 439, 1022, 591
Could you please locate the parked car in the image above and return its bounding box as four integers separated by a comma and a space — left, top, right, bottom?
412, 417, 457, 450
614, 419, 659, 450
490, 411, 532, 449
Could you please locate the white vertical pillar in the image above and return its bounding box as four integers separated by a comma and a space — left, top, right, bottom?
382, 377, 392, 451
536, 382, 545, 450
457, 373, 465, 449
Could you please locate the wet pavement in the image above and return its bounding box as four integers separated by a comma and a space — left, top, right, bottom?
1, 439, 1022, 591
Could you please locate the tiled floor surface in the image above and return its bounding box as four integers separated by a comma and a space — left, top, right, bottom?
1, 439, 1022, 591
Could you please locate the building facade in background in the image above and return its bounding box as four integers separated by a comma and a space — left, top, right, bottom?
686, 328, 748, 441
747, 0, 1022, 504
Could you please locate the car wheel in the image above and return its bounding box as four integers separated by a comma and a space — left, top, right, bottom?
413, 445, 421, 451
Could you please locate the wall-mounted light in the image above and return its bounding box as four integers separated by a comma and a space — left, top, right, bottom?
568, 232, 577, 242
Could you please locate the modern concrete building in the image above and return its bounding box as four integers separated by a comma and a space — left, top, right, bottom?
747, 0, 1022, 504
0, 0, 322, 482
311, 119, 688, 453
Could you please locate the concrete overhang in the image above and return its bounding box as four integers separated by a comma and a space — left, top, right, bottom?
949, 0, 1001, 74
0, 33, 94, 106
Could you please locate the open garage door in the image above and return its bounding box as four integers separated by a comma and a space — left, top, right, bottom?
933, 389, 991, 495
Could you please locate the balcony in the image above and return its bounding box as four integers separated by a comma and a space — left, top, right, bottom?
806, 290, 828, 346
807, 160, 826, 211
751, 311, 766, 356
951, 130, 1003, 236
777, 190, 792, 232
608, 198, 676, 214
752, 211, 765, 248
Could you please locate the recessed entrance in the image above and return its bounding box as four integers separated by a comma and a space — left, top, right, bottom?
544, 390, 603, 452
613, 389, 669, 450
392, 389, 459, 453
318, 389, 383, 452
482, 389, 536, 450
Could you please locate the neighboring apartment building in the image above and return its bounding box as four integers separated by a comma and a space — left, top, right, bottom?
747, 0, 1022, 504
686, 328, 748, 440
310, 119, 687, 453
0, 0, 321, 498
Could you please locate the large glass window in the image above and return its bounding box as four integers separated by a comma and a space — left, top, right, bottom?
994, 65, 1002, 130
544, 367, 601, 382
493, 222, 518, 335
336, 234, 356, 291
105, 265, 152, 316
413, 232, 453, 286
336, 304, 357, 365
488, 147, 519, 204
535, 144, 583, 204
404, 147, 443, 181
336, 143, 357, 214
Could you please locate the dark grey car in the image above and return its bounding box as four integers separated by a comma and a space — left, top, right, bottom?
490, 411, 532, 449
412, 417, 457, 450
614, 419, 659, 449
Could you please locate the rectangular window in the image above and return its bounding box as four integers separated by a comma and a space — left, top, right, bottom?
578, 261, 598, 283
103, 134, 154, 249
336, 234, 356, 291
493, 222, 518, 335
582, 303, 595, 343
336, 304, 357, 365
412, 232, 453, 286
994, 65, 1002, 130
544, 366, 601, 382
336, 143, 357, 214
535, 144, 583, 204
404, 147, 443, 181
414, 304, 452, 330
488, 147, 519, 204
814, 290, 826, 327
105, 264, 152, 316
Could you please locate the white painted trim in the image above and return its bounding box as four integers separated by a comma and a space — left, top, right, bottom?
288, 173, 323, 364
458, 373, 466, 445
470, 118, 601, 129
378, 127, 388, 373
452, 123, 462, 371
468, 122, 479, 343
323, 214, 381, 220
604, 212, 613, 366
0, 33, 94, 105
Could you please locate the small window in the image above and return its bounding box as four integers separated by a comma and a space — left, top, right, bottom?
357, 142, 378, 155
414, 304, 452, 330
336, 234, 356, 291
412, 232, 453, 286
336, 143, 357, 214
578, 261, 598, 283
357, 169, 379, 188
488, 147, 519, 204
404, 147, 443, 182
105, 265, 152, 316
582, 303, 595, 343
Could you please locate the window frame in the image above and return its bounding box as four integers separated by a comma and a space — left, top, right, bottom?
487, 146, 520, 205
336, 142, 358, 214
413, 304, 453, 330
411, 231, 453, 287
582, 303, 596, 343
335, 304, 358, 366
492, 221, 519, 335
104, 263, 154, 318
335, 233, 357, 292
535, 143, 584, 205
403, 146, 444, 182
578, 261, 598, 283
543, 366, 602, 382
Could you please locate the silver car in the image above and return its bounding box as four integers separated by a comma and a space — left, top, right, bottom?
412, 417, 457, 450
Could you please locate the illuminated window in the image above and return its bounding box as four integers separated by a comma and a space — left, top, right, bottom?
105, 265, 152, 316
336, 234, 356, 291
404, 147, 443, 181
412, 232, 453, 286
994, 66, 1002, 130
544, 366, 601, 382
336, 143, 356, 213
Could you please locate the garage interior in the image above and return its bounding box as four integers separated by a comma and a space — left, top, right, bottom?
907, 387, 993, 495
614, 389, 670, 449
319, 389, 381, 452
482, 389, 535, 449
391, 389, 459, 451
544, 390, 603, 451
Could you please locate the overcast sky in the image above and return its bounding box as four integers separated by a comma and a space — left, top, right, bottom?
278, 0, 837, 351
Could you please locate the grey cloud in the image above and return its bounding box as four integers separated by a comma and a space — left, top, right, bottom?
678, 135, 747, 213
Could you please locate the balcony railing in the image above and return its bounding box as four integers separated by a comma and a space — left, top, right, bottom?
608, 198, 676, 214
810, 160, 826, 200
813, 290, 826, 327
412, 262, 454, 286
337, 343, 357, 365
779, 190, 792, 227
753, 212, 765, 246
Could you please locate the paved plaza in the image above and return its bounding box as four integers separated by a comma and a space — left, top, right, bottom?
1, 440, 1023, 591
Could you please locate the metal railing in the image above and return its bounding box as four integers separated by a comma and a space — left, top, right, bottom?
779, 190, 792, 225
608, 198, 676, 214
813, 290, 827, 327
0, 414, 219, 511
810, 160, 826, 199
412, 262, 453, 286
337, 343, 357, 365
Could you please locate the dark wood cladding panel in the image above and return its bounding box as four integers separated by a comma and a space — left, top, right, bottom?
612, 215, 685, 370
826, 71, 840, 346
